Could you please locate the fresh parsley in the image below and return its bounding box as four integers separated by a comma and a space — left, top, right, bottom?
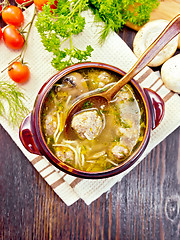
35, 0, 94, 71
35, 0, 159, 70
82, 100, 94, 109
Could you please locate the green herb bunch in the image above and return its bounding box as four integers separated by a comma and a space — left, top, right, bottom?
0, 81, 29, 128
35, 0, 94, 70
35, 0, 159, 70
89, 0, 159, 43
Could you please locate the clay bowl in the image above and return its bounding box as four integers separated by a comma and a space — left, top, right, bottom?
19, 62, 165, 179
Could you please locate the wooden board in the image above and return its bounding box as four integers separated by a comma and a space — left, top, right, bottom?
126, 0, 180, 48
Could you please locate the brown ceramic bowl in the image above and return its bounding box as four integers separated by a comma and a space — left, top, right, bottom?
19, 62, 164, 179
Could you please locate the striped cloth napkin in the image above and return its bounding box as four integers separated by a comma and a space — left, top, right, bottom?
0, 5, 180, 205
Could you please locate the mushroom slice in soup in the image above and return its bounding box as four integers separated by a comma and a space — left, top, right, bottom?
61, 72, 88, 98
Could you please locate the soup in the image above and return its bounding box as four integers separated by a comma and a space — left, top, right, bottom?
41, 68, 146, 172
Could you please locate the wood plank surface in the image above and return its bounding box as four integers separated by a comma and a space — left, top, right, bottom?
0, 1, 180, 239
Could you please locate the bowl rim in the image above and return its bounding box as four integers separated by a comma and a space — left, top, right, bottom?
31, 62, 152, 179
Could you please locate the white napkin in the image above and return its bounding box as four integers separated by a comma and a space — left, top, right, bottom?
0, 5, 180, 205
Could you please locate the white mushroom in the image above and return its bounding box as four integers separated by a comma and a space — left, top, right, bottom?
161, 54, 180, 94
133, 19, 179, 67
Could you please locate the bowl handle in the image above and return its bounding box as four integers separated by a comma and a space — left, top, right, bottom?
144, 88, 165, 130
19, 112, 41, 155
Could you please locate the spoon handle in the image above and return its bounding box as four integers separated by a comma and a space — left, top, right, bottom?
104, 14, 180, 101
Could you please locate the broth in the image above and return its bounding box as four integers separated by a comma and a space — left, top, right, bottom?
41, 68, 146, 172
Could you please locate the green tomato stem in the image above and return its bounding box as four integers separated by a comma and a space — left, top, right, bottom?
1, 5, 37, 73
15, 0, 34, 10
20, 6, 37, 60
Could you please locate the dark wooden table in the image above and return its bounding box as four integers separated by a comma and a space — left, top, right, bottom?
0, 2, 180, 240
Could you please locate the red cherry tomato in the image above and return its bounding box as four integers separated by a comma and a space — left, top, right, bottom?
2, 5, 24, 27
50, 0, 58, 10
34, 0, 57, 11
34, 0, 48, 10
3, 25, 25, 50
16, 0, 33, 6
0, 27, 2, 40
8, 62, 30, 83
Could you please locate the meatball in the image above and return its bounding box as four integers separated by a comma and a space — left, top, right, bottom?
97, 71, 113, 87
55, 147, 74, 162
110, 143, 129, 159
44, 112, 57, 136
116, 89, 131, 101
71, 110, 103, 140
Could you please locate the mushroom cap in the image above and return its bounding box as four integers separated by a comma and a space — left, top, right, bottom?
161, 54, 180, 94
133, 19, 179, 67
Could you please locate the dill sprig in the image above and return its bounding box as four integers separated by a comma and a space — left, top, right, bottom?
88, 0, 160, 44
0, 81, 29, 128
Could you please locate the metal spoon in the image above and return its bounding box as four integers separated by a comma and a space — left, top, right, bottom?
64, 14, 180, 139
